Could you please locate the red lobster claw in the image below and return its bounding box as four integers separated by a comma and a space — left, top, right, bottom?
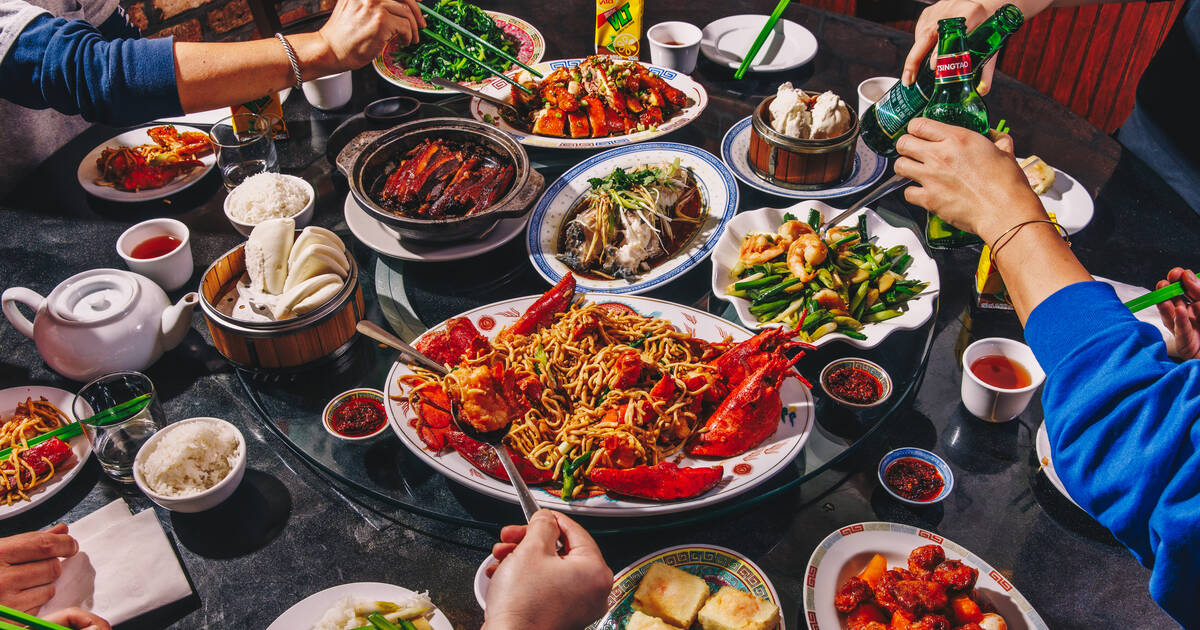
687, 352, 804, 458
587, 461, 723, 501
503, 275, 576, 338
444, 431, 553, 484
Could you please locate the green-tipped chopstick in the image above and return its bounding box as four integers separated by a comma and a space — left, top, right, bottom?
0, 393, 154, 460
734, 0, 792, 79
417, 4, 543, 78
79, 392, 153, 427
0, 422, 83, 461
0, 605, 72, 630
418, 28, 533, 95
1125, 281, 1184, 313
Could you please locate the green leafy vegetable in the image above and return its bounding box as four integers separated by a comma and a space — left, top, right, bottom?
393, 0, 519, 84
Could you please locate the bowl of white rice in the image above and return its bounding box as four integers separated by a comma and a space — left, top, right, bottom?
133, 417, 247, 513
224, 173, 315, 236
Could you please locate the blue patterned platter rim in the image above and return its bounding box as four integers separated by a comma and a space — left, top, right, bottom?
469, 58, 708, 149
819, 358, 893, 408
591, 544, 785, 630
720, 116, 887, 199
876, 447, 953, 505
383, 294, 815, 517
527, 142, 739, 295
804, 522, 1049, 630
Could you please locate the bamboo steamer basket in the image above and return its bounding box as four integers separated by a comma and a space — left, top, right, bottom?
748, 94, 860, 189
199, 243, 364, 371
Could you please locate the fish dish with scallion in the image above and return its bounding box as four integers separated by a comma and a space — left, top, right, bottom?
728, 210, 929, 341
393, 0, 520, 84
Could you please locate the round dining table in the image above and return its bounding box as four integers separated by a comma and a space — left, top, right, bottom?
1, 1, 1195, 628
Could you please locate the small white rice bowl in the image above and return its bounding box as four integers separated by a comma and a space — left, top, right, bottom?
225, 173, 313, 225
134, 417, 246, 512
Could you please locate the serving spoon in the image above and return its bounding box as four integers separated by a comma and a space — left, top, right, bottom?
818, 173, 911, 235
355, 320, 544, 521
426, 77, 522, 119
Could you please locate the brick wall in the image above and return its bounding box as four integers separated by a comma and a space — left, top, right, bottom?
125, 0, 335, 43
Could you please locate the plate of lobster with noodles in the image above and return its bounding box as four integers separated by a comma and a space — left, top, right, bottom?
77, 125, 215, 202
383, 275, 815, 516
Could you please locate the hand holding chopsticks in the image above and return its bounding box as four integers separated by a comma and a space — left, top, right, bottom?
0, 607, 71, 630
0, 605, 111, 630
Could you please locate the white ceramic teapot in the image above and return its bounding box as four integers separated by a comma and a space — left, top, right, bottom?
2, 269, 198, 381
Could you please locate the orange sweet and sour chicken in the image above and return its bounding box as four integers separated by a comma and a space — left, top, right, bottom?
515, 55, 690, 139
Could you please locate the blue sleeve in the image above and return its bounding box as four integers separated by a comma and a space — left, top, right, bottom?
1025, 280, 1200, 627
0, 13, 182, 124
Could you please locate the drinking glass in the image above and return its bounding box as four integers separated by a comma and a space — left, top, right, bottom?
73, 371, 166, 482
209, 113, 279, 190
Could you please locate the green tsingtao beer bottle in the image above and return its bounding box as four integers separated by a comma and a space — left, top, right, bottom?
923, 17, 990, 247
860, 4, 1024, 158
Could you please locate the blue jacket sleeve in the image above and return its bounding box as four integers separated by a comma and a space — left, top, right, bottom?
1025, 280, 1200, 628
0, 13, 182, 124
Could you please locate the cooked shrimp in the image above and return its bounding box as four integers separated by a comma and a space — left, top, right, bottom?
778, 219, 815, 242
813, 288, 847, 311
826, 226, 860, 253
787, 234, 828, 281
739, 233, 788, 265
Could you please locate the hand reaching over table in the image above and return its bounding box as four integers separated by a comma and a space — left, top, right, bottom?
1156, 268, 1200, 360
484, 510, 612, 630
42, 607, 112, 630
0, 524, 77, 613
318, 0, 428, 69
902, 0, 998, 94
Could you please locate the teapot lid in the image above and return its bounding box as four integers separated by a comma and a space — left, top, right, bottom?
48, 270, 140, 324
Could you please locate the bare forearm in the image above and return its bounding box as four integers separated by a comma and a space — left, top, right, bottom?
982, 199, 1093, 325
974, 0, 1136, 19
172, 33, 341, 112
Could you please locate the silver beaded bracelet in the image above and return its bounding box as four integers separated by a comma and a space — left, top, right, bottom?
275, 32, 303, 90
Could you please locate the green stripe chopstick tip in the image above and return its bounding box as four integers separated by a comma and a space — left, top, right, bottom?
1124, 280, 1184, 313
734, 0, 792, 79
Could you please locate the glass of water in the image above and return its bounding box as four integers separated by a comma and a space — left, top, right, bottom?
209, 113, 279, 190
73, 371, 165, 483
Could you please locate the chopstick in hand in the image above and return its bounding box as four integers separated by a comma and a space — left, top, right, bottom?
0, 605, 72, 630
418, 28, 533, 95
734, 0, 792, 79
1124, 281, 1184, 313
417, 4, 543, 78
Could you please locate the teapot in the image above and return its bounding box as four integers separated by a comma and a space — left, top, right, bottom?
2, 269, 198, 382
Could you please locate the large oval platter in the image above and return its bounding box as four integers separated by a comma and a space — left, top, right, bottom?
372, 11, 545, 94
383, 294, 814, 517
711, 203, 939, 349
528, 142, 739, 294
592, 544, 785, 630
804, 522, 1049, 630
469, 58, 708, 149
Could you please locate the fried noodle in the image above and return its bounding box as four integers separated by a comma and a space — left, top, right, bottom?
399, 303, 728, 497
0, 397, 68, 505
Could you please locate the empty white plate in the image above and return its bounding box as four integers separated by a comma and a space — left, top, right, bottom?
701, 15, 818, 72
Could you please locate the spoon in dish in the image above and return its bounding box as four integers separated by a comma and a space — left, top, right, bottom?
355, 320, 544, 521
426, 77, 522, 119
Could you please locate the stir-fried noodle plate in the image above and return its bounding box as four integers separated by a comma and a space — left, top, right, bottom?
385, 276, 816, 516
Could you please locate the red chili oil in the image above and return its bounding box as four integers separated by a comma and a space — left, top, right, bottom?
827, 367, 883, 404
130, 234, 182, 259
329, 397, 386, 437
884, 458, 944, 501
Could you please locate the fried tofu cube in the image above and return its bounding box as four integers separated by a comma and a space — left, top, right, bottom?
696, 586, 780, 630
632, 563, 710, 628
626, 610, 682, 630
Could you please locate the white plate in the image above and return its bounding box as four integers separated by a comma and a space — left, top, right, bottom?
77, 126, 215, 202
469, 59, 708, 150
701, 15, 818, 72
384, 294, 815, 517
711, 203, 939, 348
804, 522, 1050, 630
1037, 167, 1093, 235
721, 116, 888, 199
527, 142, 738, 295
1035, 421, 1082, 509
266, 582, 452, 630
343, 194, 531, 262
0, 386, 92, 521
